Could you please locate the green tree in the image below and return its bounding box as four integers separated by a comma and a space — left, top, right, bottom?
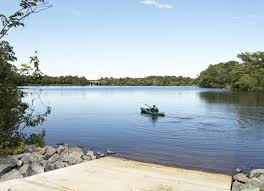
0, 0, 51, 155
198, 51, 264, 91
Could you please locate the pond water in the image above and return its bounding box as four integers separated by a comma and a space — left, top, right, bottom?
23, 86, 264, 174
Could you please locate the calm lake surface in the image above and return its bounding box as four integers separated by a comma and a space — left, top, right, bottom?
23, 86, 264, 174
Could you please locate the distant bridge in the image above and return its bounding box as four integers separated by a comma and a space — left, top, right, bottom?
89, 80, 102, 86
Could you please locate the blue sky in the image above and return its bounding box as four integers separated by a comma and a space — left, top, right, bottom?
2, 0, 264, 79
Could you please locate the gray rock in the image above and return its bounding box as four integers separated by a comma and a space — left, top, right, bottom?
0, 164, 12, 176
40, 160, 54, 172
20, 154, 31, 164
28, 152, 45, 163
12, 153, 30, 160
239, 177, 264, 191
258, 175, 264, 185
16, 159, 23, 167
46, 163, 56, 171
29, 163, 44, 176
0, 157, 19, 168
0, 169, 23, 182
25, 145, 36, 153
70, 147, 84, 154
18, 164, 30, 177
250, 169, 264, 178
62, 147, 84, 165
48, 154, 63, 163
240, 186, 260, 191
107, 150, 115, 155
232, 181, 243, 191
45, 146, 57, 157
86, 150, 94, 157
81, 155, 91, 161
233, 173, 249, 183
57, 145, 67, 155
54, 161, 68, 169
77, 144, 84, 148
236, 168, 242, 173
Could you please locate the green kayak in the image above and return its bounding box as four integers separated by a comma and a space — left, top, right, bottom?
141, 107, 165, 117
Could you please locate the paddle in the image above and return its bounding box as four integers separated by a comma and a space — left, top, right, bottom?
145, 104, 152, 108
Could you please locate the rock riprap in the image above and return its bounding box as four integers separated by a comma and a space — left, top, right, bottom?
232, 169, 264, 191
0, 145, 114, 182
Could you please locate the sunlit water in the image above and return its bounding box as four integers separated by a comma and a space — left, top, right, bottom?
22, 86, 264, 174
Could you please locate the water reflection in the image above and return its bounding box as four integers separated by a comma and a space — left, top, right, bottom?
199, 91, 264, 107
199, 91, 264, 128
141, 113, 159, 124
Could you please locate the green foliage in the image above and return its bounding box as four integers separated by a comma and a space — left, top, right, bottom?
0, 142, 25, 156
100, 76, 195, 86
0, 0, 51, 39
25, 130, 46, 147
18, 75, 90, 86
0, 0, 51, 156
198, 51, 264, 91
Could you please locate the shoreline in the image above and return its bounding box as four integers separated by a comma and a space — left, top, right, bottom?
1, 144, 264, 190
115, 155, 234, 176
0, 155, 232, 191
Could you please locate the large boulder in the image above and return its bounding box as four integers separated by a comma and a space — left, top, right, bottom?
232, 181, 242, 191
12, 153, 30, 160
16, 159, 23, 167
0, 169, 23, 182
48, 154, 63, 163
57, 145, 68, 155
54, 161, 68, 169
0, 164, 12, 176
233, 173, 249, 183
18, 164, 30, 177
107, 150, 115, 155
236, 168, 242, 173
86, 150, 94, 157
40, 160, 55, 172
250, 169, 264, 178
240, 186, 260, 191
36, 147, 47, 155
29, 163, 44, 176
28, 152, 45, 163
45, 146, 57, 157
20, 153, 31, 164
81, 155, 92, 161
239, 177, 264, 191
62, 147, 84, 165
0, 157, 20, 168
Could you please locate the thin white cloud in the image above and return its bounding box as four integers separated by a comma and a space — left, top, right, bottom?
231, 13, 257, 25
231, 16, 241, 20
140, 0, 174, 9
248, 14, 257, 19
71, 9, 81, 17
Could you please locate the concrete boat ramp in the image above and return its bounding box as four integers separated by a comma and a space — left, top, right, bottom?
0, 157, 232, 191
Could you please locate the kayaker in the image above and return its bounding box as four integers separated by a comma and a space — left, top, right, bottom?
151, 105, 159, 112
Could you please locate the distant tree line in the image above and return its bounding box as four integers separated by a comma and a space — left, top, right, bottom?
197, 51, 264, 91
100, 76, 195, 86
18, 51, 264, 91
18, 75, 90, 86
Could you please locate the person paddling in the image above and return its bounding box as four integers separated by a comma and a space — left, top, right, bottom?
150, 105, 159, 112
